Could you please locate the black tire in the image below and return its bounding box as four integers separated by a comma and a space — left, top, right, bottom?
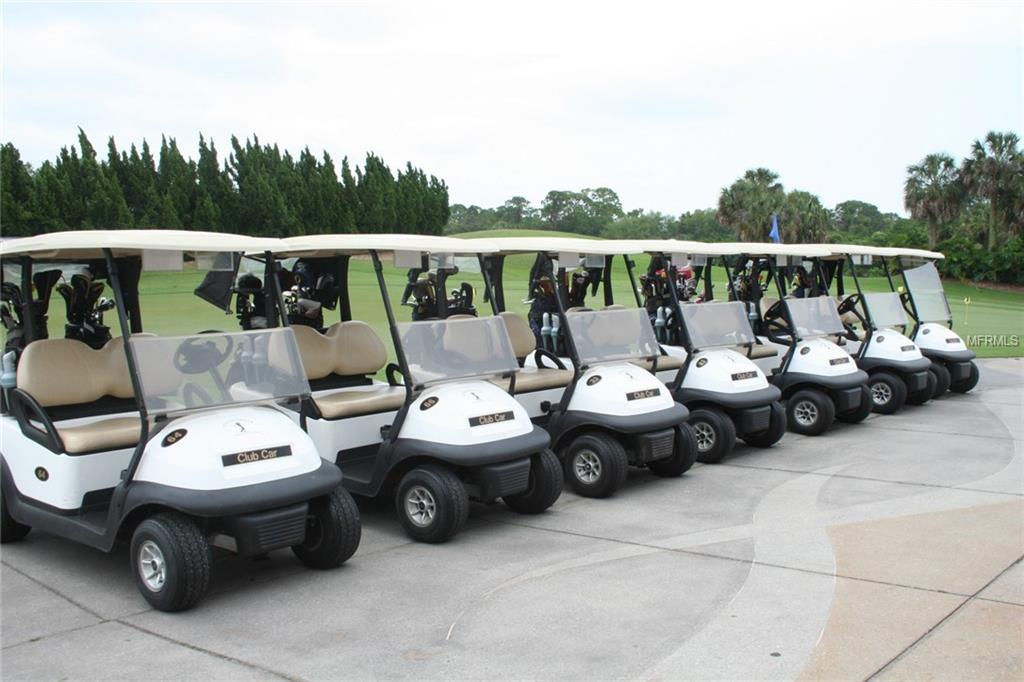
1, 489, 30, 544
785, 389, 835, 436
292, 487, 362, 569
503, 449, 564, 514
929, 361, 951, 398
563, 432, 629, 498
949, 360, 980, 393
868, 371, 907, 414
836, 384, 873, 424
648, 424, 698, 477
395, 465, 468, 543
690, 407, 737, 463
130, 512, 211, 612
906, 369, 937, 405
742, 401, 787, 448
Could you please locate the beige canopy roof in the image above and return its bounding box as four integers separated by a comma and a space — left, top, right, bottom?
883, 246, 945, 260
0, 229, 281, 260
485, 236, 648, 256
631, 240, 830, 257
278, 233, 501, 257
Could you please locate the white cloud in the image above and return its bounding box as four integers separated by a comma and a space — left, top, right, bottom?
2, 0, 1021, 216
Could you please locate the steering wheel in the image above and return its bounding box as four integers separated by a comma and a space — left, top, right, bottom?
183, 382, 215, 408
763, 300, 784, 321
173, 335, 235, 375
836, 294, 860, 316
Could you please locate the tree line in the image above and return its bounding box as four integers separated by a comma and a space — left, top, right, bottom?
0, 129, 450, 237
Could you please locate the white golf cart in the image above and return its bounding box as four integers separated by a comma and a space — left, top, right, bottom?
480, 237, 696, 497
0, 231, 360, 612
628, 240, 788, 461
879, 247, 979, 395
711, 243, 874, 433
265, 235, 562, 543
815, 244, 936, 412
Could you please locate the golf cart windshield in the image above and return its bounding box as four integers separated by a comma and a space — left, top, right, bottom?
862, 292, 909, 328
566, 308, 661, 365
902, 262, 951, 322
129, 328, 310, 417
679, 301, 756, 349
398, 316, 519, 386
785, 296, 846, 337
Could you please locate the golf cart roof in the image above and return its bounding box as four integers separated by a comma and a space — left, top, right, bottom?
278, 233, 501, 257
884, 246, 945, 260
0, 230, 281, 260
632, 240, 744, 256
486, 237, 647, 256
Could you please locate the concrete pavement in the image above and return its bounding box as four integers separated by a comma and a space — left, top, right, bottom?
2, 358, 1022, 680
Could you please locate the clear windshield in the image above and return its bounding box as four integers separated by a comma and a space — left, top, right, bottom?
398, 316, 519, 386
566, 307, 661, 365
902, 262, 951, 322
785, 296, 846, 337
862, 292, 909, 327
128, 328, 310, 416
679, 301, 756, 348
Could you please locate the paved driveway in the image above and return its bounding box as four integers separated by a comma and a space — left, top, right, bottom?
3, 358, 1021, 680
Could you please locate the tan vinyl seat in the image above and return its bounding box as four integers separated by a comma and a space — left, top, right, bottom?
292, 322, 406, 418
731, 344, 778, 359
631, 355, 685, 372
16, 337, 146, 454
834, 296, 868, 341
497, 312, 573, 392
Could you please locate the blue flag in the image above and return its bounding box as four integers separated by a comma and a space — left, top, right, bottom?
769, 213, 780, 243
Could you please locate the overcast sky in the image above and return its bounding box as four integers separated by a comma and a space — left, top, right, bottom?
2, 1, 1021, 217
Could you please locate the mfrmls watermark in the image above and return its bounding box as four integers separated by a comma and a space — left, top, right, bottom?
965, 334, 1021, 348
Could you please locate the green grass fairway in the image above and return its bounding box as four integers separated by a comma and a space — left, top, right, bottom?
25, 254, 1024, 360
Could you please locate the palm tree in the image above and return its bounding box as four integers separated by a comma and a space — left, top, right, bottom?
783, 190, 830, 243
904, 153, 964, 250
961, 131, 1022, 251
717, 169, 785, 241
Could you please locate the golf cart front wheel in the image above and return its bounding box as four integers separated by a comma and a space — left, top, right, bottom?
292, 487, 362, 569
503, 449, 564, 514
396, 465, 468, 543
648, 424, 698, 477
949, 360, 980, 393
929, 361, 951, 397
836, 384, 873, 424
1, 489, 30, 543
690, 407, 736, 463
130, 512, 211, 612
742, 401, 787, 448
563, 432, 629, 498
786, 389, 835, 436
906, 369, 937, 406
868, 371, 907, 414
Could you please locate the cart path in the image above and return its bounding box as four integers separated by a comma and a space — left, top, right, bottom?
2, 358, 1022, 680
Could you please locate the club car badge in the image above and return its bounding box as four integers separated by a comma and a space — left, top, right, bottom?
468, 411, 514, 427
221, 445, 293, 467
626, 388, 661, 401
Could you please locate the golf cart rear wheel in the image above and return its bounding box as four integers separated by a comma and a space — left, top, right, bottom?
563, 432, 629, 498
292, 487, 362, 569
396, 465, 468, 543
648, 424, 698, 477
868, 371, 907, 414
742, 401, 787, 448
130, 512, 211, 612
1, 490, 30, 543
949, 360, 980, 393
503, 449, 564, 514
929, 361, 951, 398
690, 407, 736, 463
836, 385, 873, 424
786, 389, 835, 436
906, 369, 937, 406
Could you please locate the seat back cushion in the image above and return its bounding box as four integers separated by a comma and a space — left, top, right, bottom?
18, 337, 147, 407
499, 312, 536, 359
293, 322, 388, 380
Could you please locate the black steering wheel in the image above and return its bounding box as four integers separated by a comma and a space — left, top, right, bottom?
173, 335, 235, 375
763, 300, 784, 321
183, 382, 215, 408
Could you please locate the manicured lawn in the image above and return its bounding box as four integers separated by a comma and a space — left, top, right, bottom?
29, 253, 1023, 359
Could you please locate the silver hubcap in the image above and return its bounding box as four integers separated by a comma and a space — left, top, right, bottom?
794, 400, 818, 426
138, 540, 166, 592
693, 422, 716, 452
405, 486, 436, 527
573, 450, 602, 483
871, 382, 892, 405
